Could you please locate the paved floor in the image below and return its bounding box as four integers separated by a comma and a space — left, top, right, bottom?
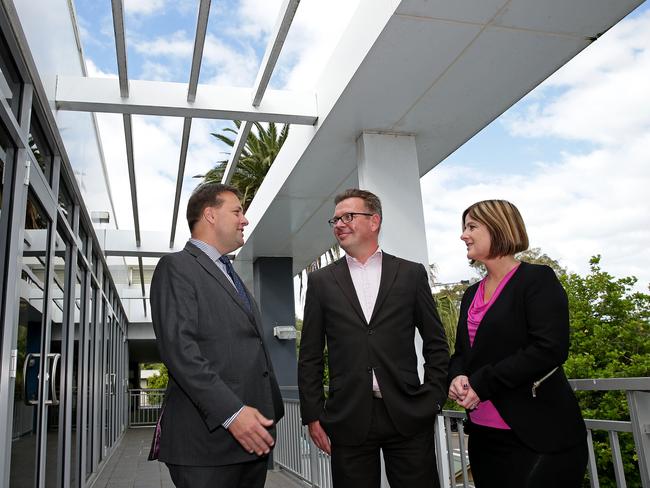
90, 428, 307, 488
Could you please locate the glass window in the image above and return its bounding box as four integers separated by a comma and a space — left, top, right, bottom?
58, 178, 74, 228
28, 113, 53, 185
0, 32, 23, 120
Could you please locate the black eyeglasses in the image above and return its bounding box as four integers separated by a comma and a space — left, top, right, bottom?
328, 212, 374, 227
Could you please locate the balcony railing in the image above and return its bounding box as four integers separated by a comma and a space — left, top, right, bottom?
128, 388, 165, 426
275, 378, 650, 488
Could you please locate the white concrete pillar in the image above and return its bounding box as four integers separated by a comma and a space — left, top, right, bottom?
356, 132, 429, 268
356, 131, 431, 488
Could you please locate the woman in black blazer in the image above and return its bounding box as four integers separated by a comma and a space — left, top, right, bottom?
448, 199, 587, 488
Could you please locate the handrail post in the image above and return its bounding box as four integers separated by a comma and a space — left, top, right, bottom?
308, 436, 319, 487
627, 391, 650, 488
435, 415, 451, 488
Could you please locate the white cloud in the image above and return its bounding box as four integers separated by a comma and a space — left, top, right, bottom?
423, 9, 650, 290
132, 30, 193, 57
423, 139, 650, 289
124, 0, 166, 16
86, 58, 117, 78
503, 9, 650, 146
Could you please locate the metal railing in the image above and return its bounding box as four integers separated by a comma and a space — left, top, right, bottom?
128, 388, 165, 426
275, 378, 650, 488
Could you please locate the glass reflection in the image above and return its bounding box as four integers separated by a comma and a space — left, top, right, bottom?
10, 191, 48, 488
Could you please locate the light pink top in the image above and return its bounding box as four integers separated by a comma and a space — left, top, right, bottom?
467, 264, 520, 429
346, 248, 382, 392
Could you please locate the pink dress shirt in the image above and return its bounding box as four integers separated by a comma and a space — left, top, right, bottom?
467, 263, 520, 429
346, 248, 383, 393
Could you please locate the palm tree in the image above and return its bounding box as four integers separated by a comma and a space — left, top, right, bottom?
201, 120, 339, 295
200, 120, 289, 211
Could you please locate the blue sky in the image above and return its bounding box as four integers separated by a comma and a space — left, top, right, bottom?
71, 0, 650, 291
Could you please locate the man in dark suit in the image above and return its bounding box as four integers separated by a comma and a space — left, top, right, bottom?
298, 188, 449, 488
150, 182, 284, 488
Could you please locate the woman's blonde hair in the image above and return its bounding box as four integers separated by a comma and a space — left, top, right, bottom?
462, 199, 529, 258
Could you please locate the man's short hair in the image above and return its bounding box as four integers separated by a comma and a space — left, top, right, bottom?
462, 199, 529, 258
334, 188, 382, 220
186, 182, 241, 232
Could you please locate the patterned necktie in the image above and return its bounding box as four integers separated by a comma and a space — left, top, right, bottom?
219, 255, 252, 313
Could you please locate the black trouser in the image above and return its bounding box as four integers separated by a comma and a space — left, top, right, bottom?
330, 398, 439, 488
468, 423, 588, 488
166, 457, 268, 488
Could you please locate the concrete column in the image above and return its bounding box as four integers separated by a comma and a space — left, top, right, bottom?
357, 133, 432, 488
356, 131, 429, 267
252, 257, 298, 394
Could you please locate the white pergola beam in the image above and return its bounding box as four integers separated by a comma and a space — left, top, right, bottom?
187, 0, 210, 102
251, 0, 300, 107
99, 230, 186, 257
55, 76, 318, 125
110, 0, 129, 97
221, 121, 253, 185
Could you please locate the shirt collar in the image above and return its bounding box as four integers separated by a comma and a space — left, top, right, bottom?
345, 247, 382, 267
189, 238, 223, 263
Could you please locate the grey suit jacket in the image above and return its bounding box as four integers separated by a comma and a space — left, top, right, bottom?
150, 242, 284, 466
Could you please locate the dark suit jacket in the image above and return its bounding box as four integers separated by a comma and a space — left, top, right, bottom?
448, 262, 585, 453
150, 242, 284, 466
298, 253, 449, 446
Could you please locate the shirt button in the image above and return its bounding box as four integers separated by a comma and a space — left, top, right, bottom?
263, 371, 269, 377
367, 367, 372, 373
368, 330, 374, 335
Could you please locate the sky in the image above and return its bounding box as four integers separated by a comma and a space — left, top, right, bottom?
70, 0, 650, 292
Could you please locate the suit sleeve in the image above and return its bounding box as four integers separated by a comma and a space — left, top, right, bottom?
151, 257, 243, 431
297, 273, 327, 424
414, 264, 450, 411
470, 266, 570, 401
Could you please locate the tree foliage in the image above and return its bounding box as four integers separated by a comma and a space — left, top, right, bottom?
201, 121, 289, 210
143, 363, 169, 390
560, 256, 650, 488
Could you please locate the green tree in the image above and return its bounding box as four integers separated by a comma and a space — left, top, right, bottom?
201, 121, 289, 210
143, 363, 168, 389
561, 256, 650, 488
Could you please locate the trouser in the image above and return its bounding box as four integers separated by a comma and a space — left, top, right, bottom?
330, 397, 439, 488
166, 456, 268, 488
468, 423, 588, 488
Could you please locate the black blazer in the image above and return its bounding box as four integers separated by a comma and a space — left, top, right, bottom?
150, 242, 284, 466
448, 262, 585, 453
298, 253, 449, 445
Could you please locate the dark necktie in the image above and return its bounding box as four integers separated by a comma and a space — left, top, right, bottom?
219, 255, 252, 313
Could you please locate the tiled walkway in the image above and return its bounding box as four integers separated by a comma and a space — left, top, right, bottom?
91, 428, 307, 488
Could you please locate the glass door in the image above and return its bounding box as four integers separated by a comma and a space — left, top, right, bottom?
10, 191, 53, 488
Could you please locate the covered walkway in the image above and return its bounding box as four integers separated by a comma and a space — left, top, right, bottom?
90, 428, 306, 488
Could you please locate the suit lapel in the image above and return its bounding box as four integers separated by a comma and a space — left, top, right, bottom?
330, 257, 367, 325
369, 252, 399, 324
184, 243, 257, 327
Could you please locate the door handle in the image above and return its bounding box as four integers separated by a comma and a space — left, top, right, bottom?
48, 353, 61, 406
22, 353, 61, 406
23, 352, 39, 406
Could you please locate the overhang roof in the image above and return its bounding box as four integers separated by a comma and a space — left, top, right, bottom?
237, 0, 644, 274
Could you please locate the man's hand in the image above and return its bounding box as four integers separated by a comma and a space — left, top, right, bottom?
308, 420, 331, 455
227, 406, 275, 456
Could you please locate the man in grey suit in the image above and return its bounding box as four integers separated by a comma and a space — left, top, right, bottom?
150, 182, 284, 488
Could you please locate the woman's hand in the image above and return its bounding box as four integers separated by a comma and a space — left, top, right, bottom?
449, 375, 470, 402
457, 387, 481, 410
449, 375, 481, 410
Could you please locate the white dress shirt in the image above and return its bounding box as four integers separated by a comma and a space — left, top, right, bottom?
346, 248, 383, 393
